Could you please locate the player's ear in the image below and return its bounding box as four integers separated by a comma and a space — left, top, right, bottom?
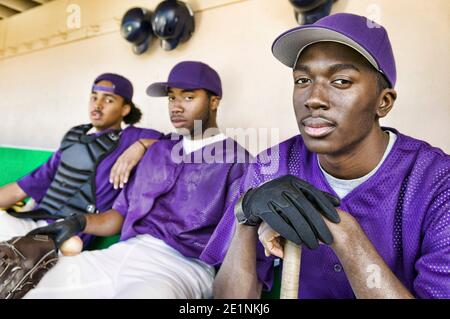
121, 102, 131, 118
376, 88, 396, 118
209, 95, 221, 112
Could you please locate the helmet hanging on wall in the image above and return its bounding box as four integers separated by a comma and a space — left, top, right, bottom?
121, 7, 154, 55
289, 0, 334, 25
152, 0, 195, 51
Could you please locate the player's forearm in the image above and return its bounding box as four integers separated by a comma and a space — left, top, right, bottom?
0, 182, 28, 209
138, 138, 158, 149
84, 209, 124, 237
330, 213, 414, 299
214, 224, 262, 299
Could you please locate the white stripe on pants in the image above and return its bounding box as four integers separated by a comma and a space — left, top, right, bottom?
0, 210, 49, 241
24, 234, 215, 299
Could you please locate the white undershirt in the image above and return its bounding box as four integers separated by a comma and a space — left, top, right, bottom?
182, 133, 227, 154
319, 131, 397, 199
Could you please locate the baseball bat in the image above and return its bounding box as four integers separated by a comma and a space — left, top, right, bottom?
280, 240, 302, 299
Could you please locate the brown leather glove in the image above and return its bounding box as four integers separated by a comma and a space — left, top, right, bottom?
0, 235, 58, 299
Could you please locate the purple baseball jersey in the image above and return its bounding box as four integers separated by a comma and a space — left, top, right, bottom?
201, 128, 450, 299
17, 125, 163, 213
113, 135, 250, 259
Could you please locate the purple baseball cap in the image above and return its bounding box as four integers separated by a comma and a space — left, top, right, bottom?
92, 73, 134, 101
272, 13, 397, 87
146, 61, 222, 98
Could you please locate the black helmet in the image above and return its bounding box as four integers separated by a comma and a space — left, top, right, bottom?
289, 0, 334, 25
121, 7, 154, 55
152, 0, 195, 51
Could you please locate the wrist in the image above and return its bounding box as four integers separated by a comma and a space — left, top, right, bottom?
235, 223, 259, 239
235, 189, 260, 226
329, 210, 361, 254
137, 139, 148, 151
74, 214, 87, 232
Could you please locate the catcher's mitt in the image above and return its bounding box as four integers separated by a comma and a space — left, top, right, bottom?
0, 235, 58, 299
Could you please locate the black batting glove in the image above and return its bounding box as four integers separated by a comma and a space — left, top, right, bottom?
235, 175, 341, 249
27, 214, 86, 249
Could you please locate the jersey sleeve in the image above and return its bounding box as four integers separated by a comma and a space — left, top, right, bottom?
413, 183, 450, 298
138, 128, 164, 140
16, 150, 61, 202
199, 162, 247, 266
111, 174, 137, 217
199, 158, 277, 291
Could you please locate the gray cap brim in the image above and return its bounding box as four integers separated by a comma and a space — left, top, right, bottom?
272, 27, 380, 71
146, 81, 205, 97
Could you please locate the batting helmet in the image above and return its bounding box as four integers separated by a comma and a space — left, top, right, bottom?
152, 0, 195, 51
121, 7, 154, 55
289, 0, 334, 25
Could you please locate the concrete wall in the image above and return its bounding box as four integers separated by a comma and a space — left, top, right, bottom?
0, 0, 449, 154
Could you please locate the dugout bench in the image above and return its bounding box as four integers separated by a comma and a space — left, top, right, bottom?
0, 146, 281, 298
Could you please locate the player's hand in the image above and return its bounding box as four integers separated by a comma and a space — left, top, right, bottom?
258, 221, 284, 258
236, 175, 341, 249
109, 139, 158, 189
27, 214, 86, 249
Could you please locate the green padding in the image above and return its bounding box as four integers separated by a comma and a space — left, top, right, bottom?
87, 234, 120, 250
0, 147, 54, 186
261, 265, 281, 299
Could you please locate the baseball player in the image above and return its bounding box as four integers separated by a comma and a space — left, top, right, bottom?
202, 13, 450, 299
0, 73, 163, 245
21, 61, 250, 299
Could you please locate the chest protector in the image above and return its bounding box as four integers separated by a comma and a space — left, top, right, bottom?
38, 124, 121, 217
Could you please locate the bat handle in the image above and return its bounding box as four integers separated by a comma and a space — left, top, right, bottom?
280, 240, 302, 299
